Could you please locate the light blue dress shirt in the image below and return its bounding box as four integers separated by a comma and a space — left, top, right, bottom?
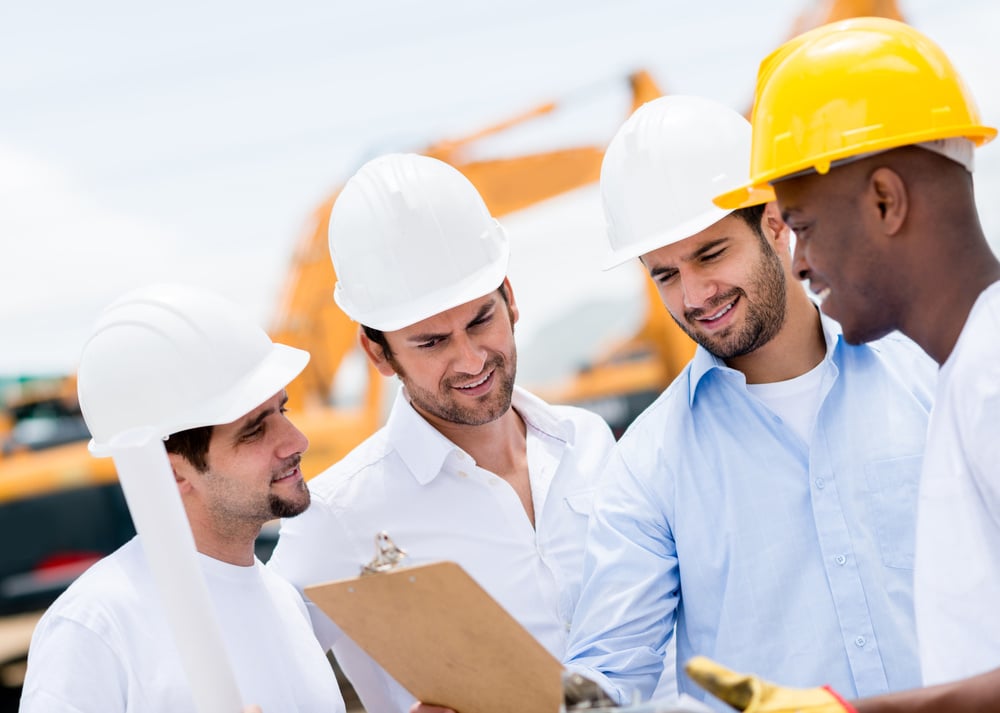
565, 313, 935, 708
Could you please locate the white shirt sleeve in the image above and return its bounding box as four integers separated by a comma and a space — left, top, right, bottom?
20, 614, 128, 713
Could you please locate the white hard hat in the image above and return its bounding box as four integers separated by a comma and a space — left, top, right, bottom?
329, 153, 509, 331
600, 95, 775, 269
77, 283, 309, 456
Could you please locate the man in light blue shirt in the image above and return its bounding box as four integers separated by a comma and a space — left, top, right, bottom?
564, 96, 936, 709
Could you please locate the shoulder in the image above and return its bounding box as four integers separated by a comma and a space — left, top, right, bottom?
843, 330, 937, 393
305, 426, 395, 501
618, 366, 694, 444
35, 539, 147, 637
545, 401, 616, 441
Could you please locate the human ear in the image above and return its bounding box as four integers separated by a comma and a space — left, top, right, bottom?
359, 328, 398, 377
869, 167, 908, 236
500, 277, 519, 326
168, 452, 194, 494
761, 201, 792, 251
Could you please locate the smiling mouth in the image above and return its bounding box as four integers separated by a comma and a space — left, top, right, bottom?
271, 459, 302, 484
456, 370, 493, 390
696, 298, 737, 323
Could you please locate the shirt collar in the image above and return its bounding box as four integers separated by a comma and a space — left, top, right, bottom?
385, 384, 576, 486
688, 305, 843, 406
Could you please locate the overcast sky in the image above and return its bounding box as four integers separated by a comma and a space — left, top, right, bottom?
3, 0, 998, 381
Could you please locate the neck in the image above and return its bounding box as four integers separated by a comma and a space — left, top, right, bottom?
894, 173, 1000, 364
431, 406, 527, 475
902, 253, 1000, 364
726, 287, 826, 384
186, 509, 261, 566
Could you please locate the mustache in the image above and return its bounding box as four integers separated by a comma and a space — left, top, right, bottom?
684, 288, 743, 322
444, 354, 505, 387
272, 453, 302, 480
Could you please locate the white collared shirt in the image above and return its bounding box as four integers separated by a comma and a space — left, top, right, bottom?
269, 385, 616, 713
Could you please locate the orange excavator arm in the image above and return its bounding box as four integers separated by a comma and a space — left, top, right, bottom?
268, 70, 695, 447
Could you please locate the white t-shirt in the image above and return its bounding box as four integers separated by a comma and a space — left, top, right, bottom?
268, 385, 618, 713
746, 357, 829, 445
915, 279, 1000, 685
20, 537, 346, 713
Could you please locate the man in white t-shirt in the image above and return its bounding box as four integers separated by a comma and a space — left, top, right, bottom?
683, 17, 1000, 713
561, 95, 935, 710
268, 153, 617, 713
19, 283, 345, 713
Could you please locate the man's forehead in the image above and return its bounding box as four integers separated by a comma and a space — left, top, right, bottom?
396, 292, 497, 336
641, 218, 740, 267
225, 390, 286, 429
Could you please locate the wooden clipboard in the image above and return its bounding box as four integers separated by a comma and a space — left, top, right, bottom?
304, 561, 564, 713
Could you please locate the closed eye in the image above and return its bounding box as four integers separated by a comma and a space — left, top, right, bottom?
240, 425, 264, 442
651, 267, 677, 284
469, 312, 493, 329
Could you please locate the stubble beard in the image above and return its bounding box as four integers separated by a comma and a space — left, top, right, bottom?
398, 350, 517, 427
676, 243, 788, 360
267, 454, 310, 519
204, 453, 311, 525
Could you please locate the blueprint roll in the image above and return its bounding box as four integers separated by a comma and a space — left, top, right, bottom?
108, 426, 244, 713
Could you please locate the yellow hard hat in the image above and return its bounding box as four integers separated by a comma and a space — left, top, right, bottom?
715, 17, 997, 209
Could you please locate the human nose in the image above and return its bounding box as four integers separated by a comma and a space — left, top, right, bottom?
276, 415, 309, 458
791, 237, 811, 281
681, 271, 717, 311
449, 333, 488, 375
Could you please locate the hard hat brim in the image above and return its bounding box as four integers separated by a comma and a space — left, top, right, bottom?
88, 343, 310, 457
605, 183, 776, 270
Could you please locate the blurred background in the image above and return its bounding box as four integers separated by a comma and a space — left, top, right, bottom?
2, 0, 998, 708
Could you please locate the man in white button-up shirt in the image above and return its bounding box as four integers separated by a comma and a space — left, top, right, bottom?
268, 153, 617, 713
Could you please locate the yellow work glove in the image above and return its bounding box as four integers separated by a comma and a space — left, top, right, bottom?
684, 656, 856, 713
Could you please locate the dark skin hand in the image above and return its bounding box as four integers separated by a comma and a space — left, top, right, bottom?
853, 667, 1000, 713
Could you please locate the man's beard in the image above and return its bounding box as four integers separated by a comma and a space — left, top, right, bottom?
676, 240, 787, 360
397, 351, 517, 427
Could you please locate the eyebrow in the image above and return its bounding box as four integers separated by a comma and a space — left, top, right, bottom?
690, 237, 729, 259
647, 237, 731, 279
780, 208, 799, 224
405, 301, 496, 344
233, 392, 288, 442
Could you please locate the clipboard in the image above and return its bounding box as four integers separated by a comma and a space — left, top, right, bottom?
304, 558, 564, 713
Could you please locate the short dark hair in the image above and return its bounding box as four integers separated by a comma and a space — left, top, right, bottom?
731, 204, 767, 239
164, 425, 213, 472
362, 283, 511, 361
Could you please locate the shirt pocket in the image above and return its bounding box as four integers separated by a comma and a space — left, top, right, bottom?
563, 490, 595, 519
865, 454, 922, 569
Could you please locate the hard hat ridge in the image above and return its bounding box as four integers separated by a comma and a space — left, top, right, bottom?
329, 153, 510, 332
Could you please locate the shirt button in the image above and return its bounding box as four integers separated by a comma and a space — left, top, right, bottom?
488, 479, 499, 487
565, 622, 572, 632
457, 471, 469, 478
835, 555, 847, 566
855, 636, 866, 648
815, 478, 826, 489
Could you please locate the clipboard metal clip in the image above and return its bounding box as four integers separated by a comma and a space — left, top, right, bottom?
360, 531, 408, 576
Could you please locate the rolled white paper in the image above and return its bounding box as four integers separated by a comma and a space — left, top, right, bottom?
108, 426, 243, 713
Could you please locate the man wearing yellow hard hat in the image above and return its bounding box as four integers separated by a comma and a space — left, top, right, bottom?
686, 16, 1000, 713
